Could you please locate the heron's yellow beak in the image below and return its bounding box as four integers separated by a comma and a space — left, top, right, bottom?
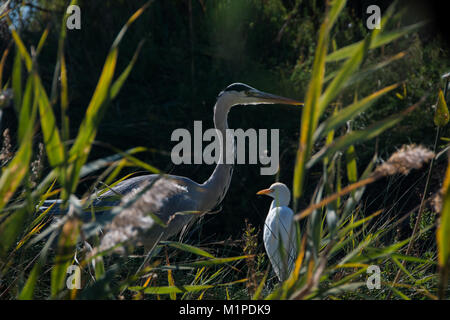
251, 90, 303, 106
256, 188, 273, 195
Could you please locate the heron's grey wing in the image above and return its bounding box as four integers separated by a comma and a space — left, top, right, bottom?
98, 176, 201, 253
38, 175, 161, 217
92, 174, 160, 208
99, 174, 160, 197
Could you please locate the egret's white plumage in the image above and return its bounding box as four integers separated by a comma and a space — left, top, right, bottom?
257, 182, 297, 281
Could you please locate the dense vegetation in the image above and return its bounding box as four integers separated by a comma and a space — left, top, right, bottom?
0, 0, 449, 300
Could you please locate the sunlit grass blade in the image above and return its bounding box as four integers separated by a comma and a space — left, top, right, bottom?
12, 50, 22, 113
292, 0, 346, 209
36, 75, 64, 167
252, 267, 269, 300
307, 100, 421, 169
0, 86, 37, 214
130, 284, 214, 295
36, 27, 50, 57
79, 147, 153, 178
18, 231, 57, 300
129, 278, 247, 295
67, 3, 150, 194
340, 52, 406, 89
160, 241, 215, 259
110, 40, 145, 100
319, 35, 372, 115
17, 75, 33, 143
178, 255, 252, 268
326, 21, 425, 62
50, 217, 81, 298
338, 210, 382, 238
17, 261, 42, 300
10, 27, 32, 70
434, 88, 449, 127
0, 207, 29, 258
0, 42, 10, 88
345, 144, 358, 184
437, 156, 450, 299
66, 50, 117, 192
315, 83, 400, 140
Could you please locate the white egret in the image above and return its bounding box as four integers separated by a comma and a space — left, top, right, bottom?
257, 182, 298, 281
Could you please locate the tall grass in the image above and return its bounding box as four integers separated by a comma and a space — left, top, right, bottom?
0, 0, 448, 300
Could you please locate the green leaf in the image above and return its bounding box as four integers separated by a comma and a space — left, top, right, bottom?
292, 0, 346, 209
339, 210, 381, 238
345, 145, 358, 183
51, 218, 81, 297
315, 83, 399, 140
67, 49, 117, 193
434, 89, 449, 127
252, 268, 269, 300
307, 101, 419, 168
328, 51, 406, 89
437, 158, 450, 297
18, 261, 42, 300
319, 35, 372, 114
131, 284, 214, 294
110, 40, 145, 100
0, 84, 37, 212
35, 73, 67, 198
160, 241, 215, 259
66, 2, 151, 194
0, 207, 29, 257
10, 29, 32, 71
17, 75, 34, 143
129, 278, 247, 295
12, 50, 22, 113
36, 27, 50, 57
326, 22, 425, 62
0, 43, 10, 88
18, 231, 57, 300
36, 76, 65, 168
79, 147, 152, 178
178, 255, 251, 268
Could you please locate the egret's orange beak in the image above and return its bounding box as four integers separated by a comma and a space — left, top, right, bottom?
256, 188, 273, 195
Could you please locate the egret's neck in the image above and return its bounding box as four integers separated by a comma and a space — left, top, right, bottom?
201, 97, 235, 210
269, 192, 290, 210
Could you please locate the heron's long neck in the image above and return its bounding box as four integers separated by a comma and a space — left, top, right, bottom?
201, 98, 234, 210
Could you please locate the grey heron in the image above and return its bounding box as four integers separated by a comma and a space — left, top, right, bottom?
42, 83, 302, 253
257, 182, 298, 281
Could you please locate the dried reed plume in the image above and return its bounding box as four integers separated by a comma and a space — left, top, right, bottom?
374, 144, 435, 177
432, 193, 442, 214
30, 143, 44, 188
99, 177, 187, 254
0, 128, 13, 165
